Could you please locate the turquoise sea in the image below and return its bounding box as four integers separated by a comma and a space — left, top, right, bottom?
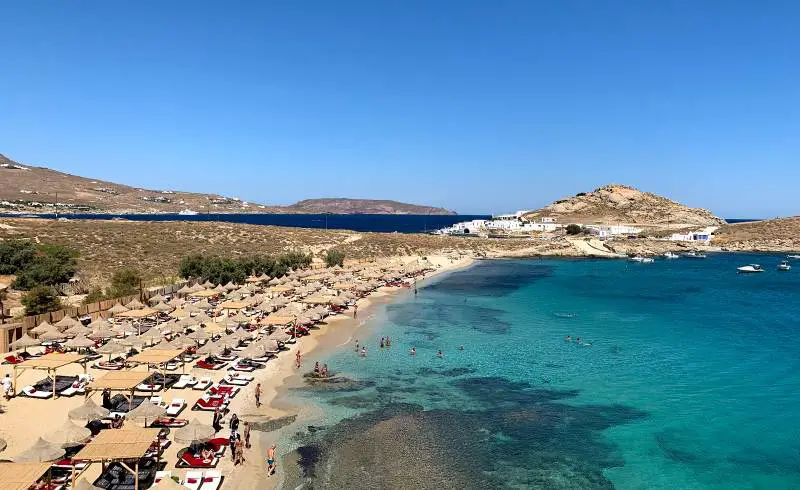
283, 254, 800, 489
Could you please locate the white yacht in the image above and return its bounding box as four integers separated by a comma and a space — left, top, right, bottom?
178, 209, 199, 216
684, 251, 707, 259
737, 264, 764, 273
630, 256, 654, 263
777, 261, 791, 271
664, 252, 679, 259
787, 254, 800, 259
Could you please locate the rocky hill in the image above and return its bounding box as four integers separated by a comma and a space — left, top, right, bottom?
0, 153, 451, 215
713, 217, 800, 252
523, 184, 725, 227
288, 198, 455, 215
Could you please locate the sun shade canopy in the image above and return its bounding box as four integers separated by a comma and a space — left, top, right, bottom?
73, 428, 161, 461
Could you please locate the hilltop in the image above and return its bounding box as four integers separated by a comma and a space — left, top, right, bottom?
288, 198, 454, 215
713, 217, 800, 252
523, 184, 725, 227
0, 153, 453, 215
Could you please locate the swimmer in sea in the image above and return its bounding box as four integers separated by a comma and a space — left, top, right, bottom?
576, 337, 582, 344
409, 346, 416, 356
459, 345, 464, 351
565, 335, 572, 342
437, 350, 443, 358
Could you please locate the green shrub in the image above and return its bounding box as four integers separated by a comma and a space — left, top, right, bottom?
108, 269, 142, 297
324, 250, 345, 268
178, 252, 312, 283
1, 241, 77, 290
22, 285, 62, 315
565, 224, 583, 235
83, 288, 105, 305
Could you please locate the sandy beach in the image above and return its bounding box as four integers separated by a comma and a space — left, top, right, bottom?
0, 253, 474, 489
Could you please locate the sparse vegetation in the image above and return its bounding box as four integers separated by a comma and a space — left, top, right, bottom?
22, 285, 63, 315
179, 251, 312, 284
107, 268, 142, 297
0, 240, 77, 290
324, 249, 346, 267
566, 224, 583, 235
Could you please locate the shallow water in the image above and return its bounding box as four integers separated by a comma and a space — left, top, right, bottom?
284, 254, 800, 489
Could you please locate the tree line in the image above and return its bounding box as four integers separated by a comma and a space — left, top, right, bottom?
178, 251, 313, 285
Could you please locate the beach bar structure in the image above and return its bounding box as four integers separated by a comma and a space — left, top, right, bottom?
71, 427, 161, 490
0, 462, 51, 490
89, 370, 153, 406
11, 353, 87, 399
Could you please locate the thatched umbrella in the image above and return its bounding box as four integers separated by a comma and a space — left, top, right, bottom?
268, 330, 291, 343
44, 419, 92, 448
167, 297, 184, 308
10, 333, 40, 351
125, 299, 145, 310
55, 315, 81, 330
169, 336, 196, 350
65, 323, 92, 336
187, 329, 211, 342
152, 302, 173, 313
151, 339, 176, 350
89, 327, 116, 340
239, 343, 265, 359
223, 282, 237, 291
113, 323, 139, 336
229, 312, 250, 324
107, 303, 129, 316
88, 318, 111, 330
96, 341, 127, 361
14, 437, 65, 462
39, 329, 67, 342
125, 399, 166, 427
173, 418, 215, 444
30, 321, 56, 335
193, 312, 213, 325
196, 340, 221, 355
260, 339, 280, 354
64, 335, 96, 349
69, 398, 110, 422
202, 322, 227, 334
229, 329, 252, 341
194, 299, 211, 310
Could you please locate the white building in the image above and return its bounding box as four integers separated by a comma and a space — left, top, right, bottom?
585, 224, 642, 238
669, 229, 714, 242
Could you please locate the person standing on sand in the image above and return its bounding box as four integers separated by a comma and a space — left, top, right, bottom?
244, 421, 252, 449
295, 350, 302, 369
267, 444, 277, 476
235, 435, 245, 465
2, 374, 12, 399
354, 305, 358, 318
212, 407, 222, 433
255, 383, 262, 408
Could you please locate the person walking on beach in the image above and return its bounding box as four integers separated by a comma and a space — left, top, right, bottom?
354, 305, 358, 318
2, 374, 12, 399
267, 444, 277, 476
212, 407, 222, 433
229, 413, 240, 433
244, 421, 252, 449
295, 350, 302, 369
255, 383, 262, 408
229, 431, 239, 461
235, 434, 245, 465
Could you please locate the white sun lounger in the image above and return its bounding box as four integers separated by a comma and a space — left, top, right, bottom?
192, 377, 212, 391
173, 375, 197, 389
200, 470, 222, 490
183, 471, 203, 490
166, 398, 186, 416
21, 385, 53, 399
154, 471, 172, 484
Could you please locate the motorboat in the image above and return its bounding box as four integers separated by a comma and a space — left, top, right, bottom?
737, 264, 764, 273
684, 251, 707, 259
178, 209, 198, 216
664, 252, 679, 259
787, 254, 800, 259
777, 261, 791, 271
630, 256, 654, 263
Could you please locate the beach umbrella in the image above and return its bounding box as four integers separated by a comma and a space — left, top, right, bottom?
88, 317, 111, 330
170, 336, 196, 350
229, 329, 252, 341
113, 323, 139, 336
30, 321, 56, 335
173, 418, 215, 444
194, 299, 211, 310
44, 419, 92, 448
55, 315, 81, 330
96, 341, 127, 360
139, 327, 163, 341
177, 285, 193, 295
64, 335, 96, 349
268, 330, 291, 343
148, 294, 166, 304
152, 302, 173, 313
196, 340, 221, 355
107, 303, 129, 316
213, 285, 226, 294
202, 322, 227, 334
239, 343, 265, 359
260, 339, 280, 354
194, 313, 213, 325
14, 437, 65, 462
65, 323, 92, 336
151, 339, 176, 350
187, 329, 211, 341
89, 327, 116, 340
69, 398, 110, 422
125, 299, 145, 310
170, 308, 191, 319
125, 399, 166, 427
229, 312, 250, 324
39, 329, 67, 341
168, 297, 184, 308
10, 333, 40, 351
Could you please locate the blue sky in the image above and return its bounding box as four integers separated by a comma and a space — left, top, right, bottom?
1, 1, 798, 217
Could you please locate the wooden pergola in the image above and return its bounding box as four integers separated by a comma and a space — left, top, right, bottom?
71, 428, 161, 490
115, 308, 158, 319
0, 462, 51, 490
218, 300, 248, 311
12, 353, 87, 400
188, 290, 217, 298
89, 370, 153, 406
127, 348, 187, 377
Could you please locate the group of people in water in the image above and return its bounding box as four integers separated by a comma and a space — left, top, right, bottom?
564, 335, 592, 347
313, 361, 330, 377
351, 338, 464, 359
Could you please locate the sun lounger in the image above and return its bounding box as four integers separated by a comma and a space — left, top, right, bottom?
136, 383, 163, 392
192, 395, 228, 411
151, 417, 188, 428
150, 395, 165, 406
154, 471, 172, 484
183, 470, 203, 490
200, 470, 222, 490
195, 360, 225, 370
192, 377, 212, 391
221, 374, 250, 386
164, 361, 180, 371
230, 362, 255, 372
173, 375, 198, 389
94, 361, 124, 370
4, 354, 24, 365
166, 398, 186, 416
177, 452, 219, 469
206, 438, 227, 456
60, 378, 88, 397
208, 385, 239, 398
21, 385, 54, 399
52, 458, 89, 470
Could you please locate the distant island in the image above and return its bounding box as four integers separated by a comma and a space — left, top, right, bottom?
0, 153, 455, 215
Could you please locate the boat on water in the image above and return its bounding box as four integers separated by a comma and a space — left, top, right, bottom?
777, 261, 792, 271
737, 264, 764, 273
630, 256, 655, 263
178, 209, 199, 216
787, 254, 800, 259
684, 251, 707, 259
664, 252, 679, 259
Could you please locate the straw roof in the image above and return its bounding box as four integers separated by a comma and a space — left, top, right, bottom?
189, 289, 217, 298
128, 349, 184, 365
261, 315, 294, 326
194, 298, 211, 309
201, 322, 227, 334
89, 327, 116, 340
29, 321, 55, 335
65, 323, 92, 336
148, 294, 166, 304
96, 341, 127, 355
152, 302, 173, 313
88, 318, 111, 330
72, 428, 161, 461
55, 315, 81, 330
196, 340, 221, 355
0, 462, 51, 490
125, 399, 166, 424
116, 308, 158, 319
90, 371, 152, 391
107, 303, 129, 315
125, 299, 145, 309
187, 329, 211, 341
219, 300, 248, 310
10, 334, 39, 349
169, 336, 197, 349
39, 329, 67, 341
229, 311, 250, 323
260, 339, 280, 353
64, 335, 96, 349
16, 353, 85, 370
13, 438, 65, 462
173, 418, 215, 444
268, 330, 291, 343
68, 398, 110, 422
113, 323, 139, 335
43, 419, 92, 448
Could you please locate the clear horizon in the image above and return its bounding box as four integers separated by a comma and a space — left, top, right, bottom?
1, 2, 798, 217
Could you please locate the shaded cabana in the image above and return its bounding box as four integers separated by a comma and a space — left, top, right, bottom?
12, 353, 87, 400
89, 370, 153, 407
70, 427, 162, 490
188, 289, 217, 299
0, 462, 51, 490
218, 300, 248, 311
